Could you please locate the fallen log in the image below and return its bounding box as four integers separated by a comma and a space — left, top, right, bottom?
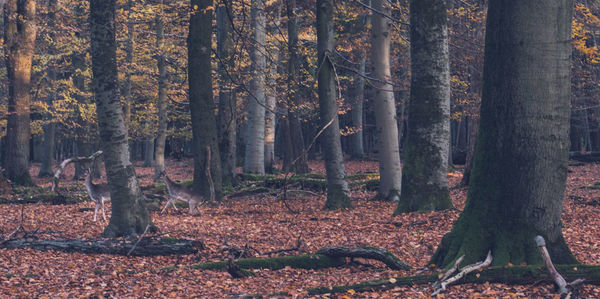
192, 254, 345, 271
0, 237, 203, 256
192, 246, 409, 272
316, 246, 411, 270
305, 264, 600, 296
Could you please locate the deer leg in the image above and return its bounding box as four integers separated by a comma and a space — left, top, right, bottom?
101, 199, 107, 221
161, 199, 174, 214
94, 203, 99, 222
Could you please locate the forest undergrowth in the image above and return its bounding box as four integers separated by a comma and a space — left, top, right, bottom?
0, 159, 598, 298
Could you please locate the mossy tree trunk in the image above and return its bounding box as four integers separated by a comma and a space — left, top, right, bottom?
89, 0, 154, 237
371, 0, 402, 202
395, 0, 452, 213
216, 1, 237, 186
3, 0, 36, 186
430, 0, 576, 268
317, 0, 352, 210
189, 0, 223, 201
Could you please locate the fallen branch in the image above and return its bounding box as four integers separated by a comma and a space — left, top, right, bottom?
127, 224, 151, 256
432, 251, 492, 295
536, 235, 584, 297
0, 237, 202, 256
317, 246, 411, 270
305, 264, 600, 296
52, 150, 103, 194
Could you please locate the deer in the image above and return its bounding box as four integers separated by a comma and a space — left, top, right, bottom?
83, 168, 110, 221
158, 171, 203, 214
159, 146, 215, 214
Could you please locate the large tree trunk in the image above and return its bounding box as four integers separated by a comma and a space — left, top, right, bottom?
89, 0, 154, 237
154, 6, 168, 181
3, 0, 36, 186
430, 0, 576, 267
395, 0, 453, 213
371, 0, 402, 202
460, 116, 478, 186
317, 0, 351, 210
189, 0, 223, 201
282, 0, 309, 174
216, 1, 237, 186
244, 0, 266, 175
38, 0, 58, 178
122, 0, 134, 133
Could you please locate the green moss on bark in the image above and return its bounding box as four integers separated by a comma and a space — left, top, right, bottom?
192, 254, 344, 271
323, 184, 352, 210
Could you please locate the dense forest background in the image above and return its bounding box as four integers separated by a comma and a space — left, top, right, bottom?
1, 0, 598, 167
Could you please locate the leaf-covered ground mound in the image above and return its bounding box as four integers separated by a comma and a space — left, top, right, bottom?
0, 160, 598, 298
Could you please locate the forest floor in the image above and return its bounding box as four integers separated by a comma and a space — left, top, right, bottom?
0, 159, 599, 298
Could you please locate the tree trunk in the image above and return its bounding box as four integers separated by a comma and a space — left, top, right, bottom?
3, 0, 36, 186
430, 0, 576, 267
264, 3, 281, 174
244, 0, 266, 175
351, 53, 366, 159
283, 0, 309, 174
122, 0, 134, 133
216, 1, 237, 186
143, 138, 154, 167
154, 6, 168, 181
38, 0, 58, 178
395, 0, 453, 213
371, 0, 402, 202
89, 0, 154, 237
460, 116, 478, 186
189, 0, 223, 201
317, 0, 351, 210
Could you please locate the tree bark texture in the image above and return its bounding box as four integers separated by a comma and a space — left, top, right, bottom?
283, 0, 309, 174
351, 54, 366, 159
122, 0, 134, 133
38, 0, 58, 178
3, 0, 36, 185
244, 0, 266, 175
188, 0, 223, 201
317, 0, 352, 210
264, 50, 278, 174
396, 0, 453, 213
216, 1, 237, 186
430, 0, 576, 267
371, 0, 402, 202
89, 0, 154, 237
154, 8, 168, 181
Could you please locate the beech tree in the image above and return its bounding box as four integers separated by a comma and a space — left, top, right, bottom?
154, 2, 168, 181
371, 0, 402, 202
89, 0, 154, 237
244, 0, 266, 175
3, 0, 36, 185
282, 0, 309, 174
38, 0, 58, 178
317, 0, 352, 210
216, 1, 237, 186
396, 0, 453, 213
431, 0, 577, 267
189, 0, 223, 201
